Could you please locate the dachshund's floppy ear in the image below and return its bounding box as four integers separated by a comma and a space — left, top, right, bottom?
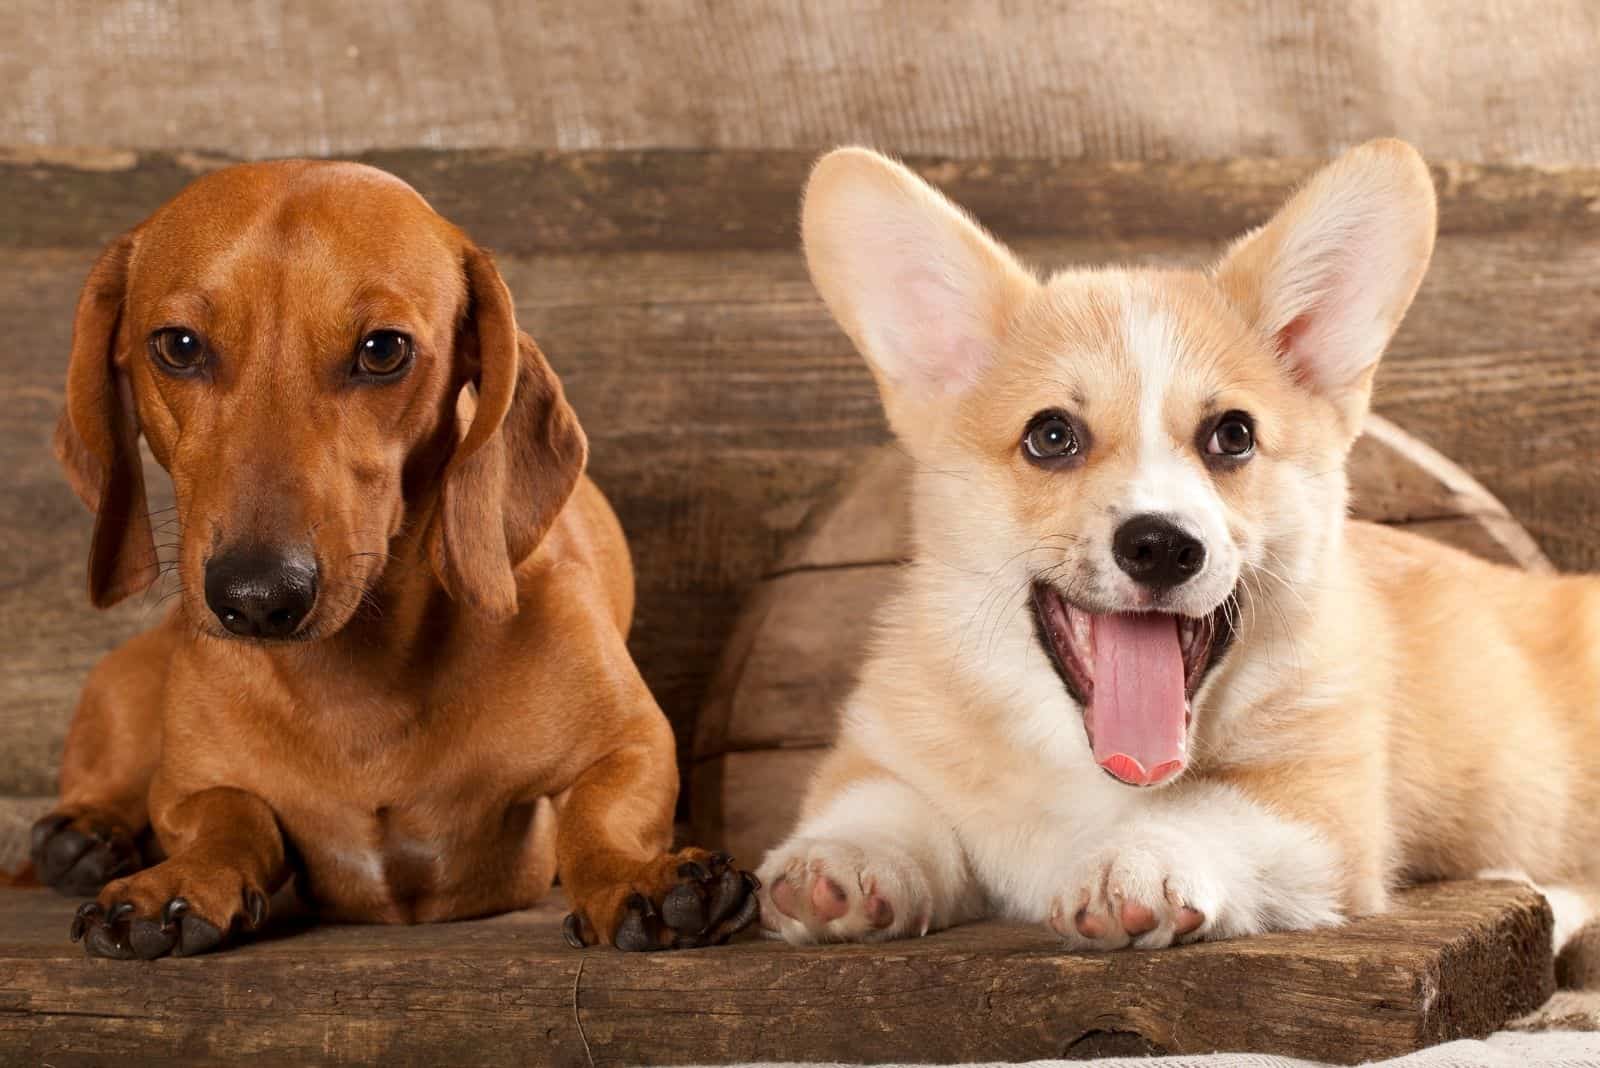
53, 230, 158, 608
428, 245, 588, 620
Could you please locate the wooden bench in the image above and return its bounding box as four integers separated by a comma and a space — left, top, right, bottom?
3, 149, 1596, 1063
0, 883, 1556, 1064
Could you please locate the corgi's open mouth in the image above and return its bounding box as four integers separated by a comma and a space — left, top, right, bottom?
1031, 583, 1236, 788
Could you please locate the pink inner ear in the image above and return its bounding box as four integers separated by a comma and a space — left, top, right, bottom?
1275, 312, 1317, 387
891, 269, 992, 395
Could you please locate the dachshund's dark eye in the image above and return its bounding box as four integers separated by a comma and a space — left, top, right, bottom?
355, 331, 414, 379
1204, 411, 1255, 460
149, 328, 208, 375
1023, 411, 1085, 466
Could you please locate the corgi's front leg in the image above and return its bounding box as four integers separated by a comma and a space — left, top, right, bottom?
756, 747, 984, 944
1048, 783, 1346, 950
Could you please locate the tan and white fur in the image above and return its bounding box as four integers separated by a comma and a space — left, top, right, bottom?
756, 140, 1600, 952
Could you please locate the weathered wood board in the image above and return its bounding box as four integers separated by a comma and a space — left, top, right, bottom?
5, 150, 1600, 820
0, 882, 1555, 1065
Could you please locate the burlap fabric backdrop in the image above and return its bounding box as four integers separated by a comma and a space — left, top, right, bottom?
6, 0, 1600, 163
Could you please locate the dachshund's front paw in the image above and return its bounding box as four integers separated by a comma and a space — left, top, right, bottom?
31, 807, 147, 897
563, 849, 760, 951
71, 858, 268, 959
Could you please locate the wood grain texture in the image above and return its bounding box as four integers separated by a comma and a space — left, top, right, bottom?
3, 151, 1599, 815
0, 882, 1555, 1065
10, 150, 1600, 253
0, 798, 49, 880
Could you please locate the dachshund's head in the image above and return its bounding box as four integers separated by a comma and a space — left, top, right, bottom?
57, 161, 585, 639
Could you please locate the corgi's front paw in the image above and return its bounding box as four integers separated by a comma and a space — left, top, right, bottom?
1048, 837, 1222, 951
756, 837, 932, 944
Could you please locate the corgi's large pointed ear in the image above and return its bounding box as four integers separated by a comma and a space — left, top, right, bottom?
801, 147, 1035, 433
1214, 139, 1436, 433
54, 229, 159, 608
427, 245, 588, 621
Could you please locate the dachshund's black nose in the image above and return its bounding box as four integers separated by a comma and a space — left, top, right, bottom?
204, 547, 318, 639
1112, 515, 1206, 590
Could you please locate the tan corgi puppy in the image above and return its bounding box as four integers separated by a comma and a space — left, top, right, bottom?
756, 140, 1600, 951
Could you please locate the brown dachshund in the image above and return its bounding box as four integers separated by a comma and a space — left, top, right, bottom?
31, 160, 758, 956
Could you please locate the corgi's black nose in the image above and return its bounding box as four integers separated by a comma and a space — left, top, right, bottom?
204, 546, 318, 639
1113, 515, 1205, 590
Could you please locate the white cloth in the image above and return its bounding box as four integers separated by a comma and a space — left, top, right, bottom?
724, 1031, 1600, 1068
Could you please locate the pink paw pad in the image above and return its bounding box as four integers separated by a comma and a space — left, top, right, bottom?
769, 876, 801, 920
1120, 901, 1158, 936
1075, 906, 1108, 939
863, 888, 894, 929
1174, 906, 1205, 936
809, 874, 849, 921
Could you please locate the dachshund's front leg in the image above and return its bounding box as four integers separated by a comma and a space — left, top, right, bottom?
553, 721, 759, 951
71, 784, 289, 958
31, 624, 172, 895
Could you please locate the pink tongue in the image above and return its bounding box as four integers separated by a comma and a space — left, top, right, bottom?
1089, 613, 1188, 786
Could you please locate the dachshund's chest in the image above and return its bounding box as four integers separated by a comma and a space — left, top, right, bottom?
319, 804, 447, 909
168, 662, 559, 921
234, 728, 554, 921
282, 791, 555, 922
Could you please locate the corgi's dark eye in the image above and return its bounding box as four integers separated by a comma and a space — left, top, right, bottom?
1204, 412, 1255, 459
1023, 411, 1084, 465
149, 327, 209, 375
355, 330, 414, 379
